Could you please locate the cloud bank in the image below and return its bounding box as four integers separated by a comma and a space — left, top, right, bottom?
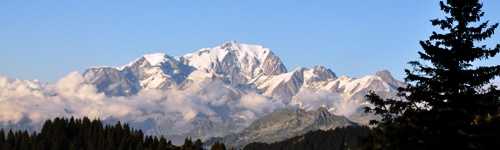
0, 72, 369, 138
0, 73, 289, 135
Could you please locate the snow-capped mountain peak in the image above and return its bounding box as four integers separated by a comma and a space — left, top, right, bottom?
142, 53, 170, 66
303, 66, 337, 83
119, 52, 178, 69
218, 41, 271, 60
181, 41, 287, 84
374, 70, 404, 87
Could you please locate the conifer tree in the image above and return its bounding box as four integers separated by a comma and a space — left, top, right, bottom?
0, 130, 4, 148
365, 0, 500, 149
182, 138, 195, 150
210, 142, 227, 150
194, 139, 204, 150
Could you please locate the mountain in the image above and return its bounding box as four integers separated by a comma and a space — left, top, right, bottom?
243, 126, 371, 150
83, 53, 194, 96
207, 107, 355, 147
0, 41, 403, 145
82, 41, 402, 107
181, 41, 287, 85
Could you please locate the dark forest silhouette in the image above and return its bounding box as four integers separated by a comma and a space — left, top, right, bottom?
243, 126, 369, 150
0, 117, 223, 150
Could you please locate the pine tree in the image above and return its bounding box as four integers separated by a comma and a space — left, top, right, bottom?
210, 142, 226, 150
365, 0, 500, 149
182, 138, 194, 150
0, 130, 4, 148
194, 139, 203, 150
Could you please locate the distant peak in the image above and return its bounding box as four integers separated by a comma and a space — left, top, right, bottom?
311, 66, 335, 74
218, 40, 240, 50
291, 67, 307, 72
303, 66, 337, 80
375, 70, 392, 78
312, 65, 328, 70
142, 53, 171, 66
217, 41, 270, 54
375, 69, 390, 75
221, 40, 239, 46
143, 52, 165, 59
375, 70, 397, 82
315, 106, 335, 123
116, 52, 174, 70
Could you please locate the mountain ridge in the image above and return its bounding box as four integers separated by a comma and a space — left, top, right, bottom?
0, 41, 403, 145
80, 41, 402, 142
205, 107, 356, 147
82, 41, 402, 101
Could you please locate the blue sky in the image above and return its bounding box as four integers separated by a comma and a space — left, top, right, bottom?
1, 0, 499, 82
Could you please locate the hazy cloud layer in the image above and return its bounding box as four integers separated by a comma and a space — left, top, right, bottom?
0, 72, 367, 136
0, 73, 289, 134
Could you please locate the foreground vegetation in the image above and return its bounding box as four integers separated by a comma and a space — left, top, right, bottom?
362, 0, 500, 149
0, 117, 366, 150
243, 126, 369, 150
0, 117, 216, 150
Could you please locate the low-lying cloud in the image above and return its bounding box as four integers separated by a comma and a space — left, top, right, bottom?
0, 72, 369, 137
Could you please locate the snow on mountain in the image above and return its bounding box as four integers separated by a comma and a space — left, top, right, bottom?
181, 41, 287, 85
251, 66, 338, 102
143, 53, 170, 66
303, 66, 337, 85
251, 68, 306, 102
0, 41, 403, 144
83, 53, 193, 96
83, 67, 140, 96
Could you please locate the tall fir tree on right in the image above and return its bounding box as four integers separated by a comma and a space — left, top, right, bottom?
365, 0, 500, 149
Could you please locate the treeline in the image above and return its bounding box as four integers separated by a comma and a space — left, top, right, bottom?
243, 126, 370, 150
0, 117, 227, 150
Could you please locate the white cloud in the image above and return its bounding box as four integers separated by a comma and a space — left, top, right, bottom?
0, 73, 287, 135
0, 72, 372, 136
0, 103, 24, 123
239, 92, 283, 115
290, 88, 365, 116
290, 89, 341, 111
56, 72, 105, 101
